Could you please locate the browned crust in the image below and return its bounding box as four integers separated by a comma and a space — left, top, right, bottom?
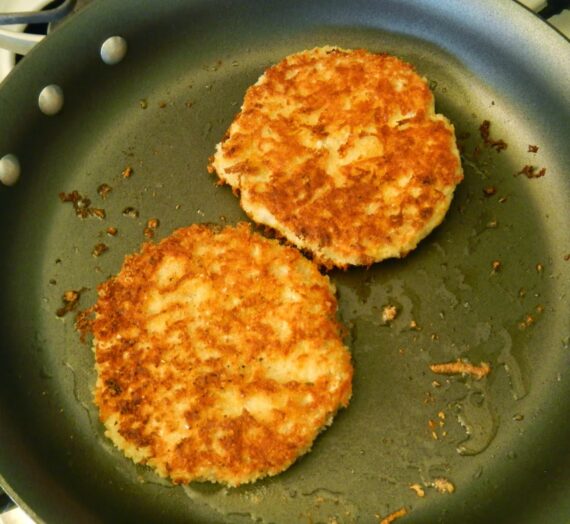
210, 47, 463, 267
92, 223, 353, 485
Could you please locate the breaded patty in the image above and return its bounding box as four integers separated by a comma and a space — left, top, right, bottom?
209, 46, 463, 267
92, 223, 353, 486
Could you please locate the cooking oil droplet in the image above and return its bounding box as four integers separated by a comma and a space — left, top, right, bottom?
454, 387, 498, 456
224, 512, 254, 522
302, 487, 343, 497
39, 365, 53, 379
183, 483, 359, 522
497, 329, 527, 400
474, 322, 492, 344
436, 282, 459, 309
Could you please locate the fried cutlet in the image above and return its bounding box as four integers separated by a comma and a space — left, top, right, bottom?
92, 223, 353, 486
209, 46, 464, 267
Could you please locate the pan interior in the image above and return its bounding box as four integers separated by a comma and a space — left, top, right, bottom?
0, 1, 569, 523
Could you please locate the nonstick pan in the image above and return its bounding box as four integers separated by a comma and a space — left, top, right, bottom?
0, 1, 569, 522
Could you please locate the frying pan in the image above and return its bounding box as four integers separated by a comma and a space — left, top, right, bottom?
0, 0, 569, 522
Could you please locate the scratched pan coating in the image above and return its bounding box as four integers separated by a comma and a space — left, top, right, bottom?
0, 1, 569, 523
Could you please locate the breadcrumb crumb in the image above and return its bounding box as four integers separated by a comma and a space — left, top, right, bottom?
431, 477, 455, 494
409, 483, 425, 497
429, 359, 491, 380
378, 507, 408, 523
479, 120, 507, 152
382, 305, 398, 323
122, 166, 134, 179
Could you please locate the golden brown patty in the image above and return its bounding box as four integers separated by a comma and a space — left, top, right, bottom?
92, 223, 352, 486
209, 46, 464, 267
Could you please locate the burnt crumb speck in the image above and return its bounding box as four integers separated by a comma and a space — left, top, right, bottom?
92, 243, 109, 257
122, 207, 139, 218
75, 306, 94, 342
143, 218, 160, 239
472, 145, 482, 159
528, 145, 539, 153
59, 190, 88, 207
518, 313, 536, 330
97, 183, 113, 199
491, 260, 502, 272
479, 120, 507, 152
515, 165, 546, 179
91, 208, 106, 220
59, 190, 106, 219
202, 60, 223, 72
106, 226, 118, 236
56, 287, 87, 317
483, 186, 497, 197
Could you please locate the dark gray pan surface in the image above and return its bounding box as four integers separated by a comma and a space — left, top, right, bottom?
0, 1, 569, 522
